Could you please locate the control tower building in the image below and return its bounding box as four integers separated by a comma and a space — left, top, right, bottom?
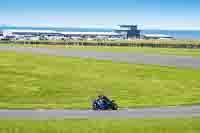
113, 25, 140, 40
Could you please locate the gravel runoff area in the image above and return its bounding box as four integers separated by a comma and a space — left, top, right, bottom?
0, 46, 200, 69
0, 105, 200, 119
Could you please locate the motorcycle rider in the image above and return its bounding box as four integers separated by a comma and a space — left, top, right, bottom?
93, 94, 118, 110
98, 95, 110, 105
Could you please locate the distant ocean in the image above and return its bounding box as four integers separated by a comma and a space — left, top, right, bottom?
1, 26, 200, 39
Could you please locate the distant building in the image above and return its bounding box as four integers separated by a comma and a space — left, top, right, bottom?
2, 30, 64, 40
0, 31, 4, 40
3, 30, 61, 36
113, 25, 141, 40
1, 25, 141, 40
61, 32, 122, 40
0, 31, 3, 36
142, 34, 174, 40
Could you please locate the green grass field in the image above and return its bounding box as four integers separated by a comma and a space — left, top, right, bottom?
0, 51, 200, 109
2, 43, 200, 56
0, 118, 200, 133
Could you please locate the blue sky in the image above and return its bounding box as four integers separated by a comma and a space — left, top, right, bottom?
0, 0, 200, 29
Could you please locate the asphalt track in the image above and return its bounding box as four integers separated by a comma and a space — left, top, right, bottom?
0, 46, 200, 69
0, 105, 200, 119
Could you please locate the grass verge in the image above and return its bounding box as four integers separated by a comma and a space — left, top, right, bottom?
2, 43, 200, 57
0, 118, 200, 133
2, 39, 200, 45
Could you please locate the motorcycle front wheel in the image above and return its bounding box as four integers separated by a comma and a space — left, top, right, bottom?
111, 103, 118, 110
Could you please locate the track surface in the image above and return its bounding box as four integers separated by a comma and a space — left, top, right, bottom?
0, 105, 200, 119
1, 46, 200, 69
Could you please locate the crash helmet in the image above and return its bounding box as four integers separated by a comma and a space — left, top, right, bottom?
98, 94, 104, 99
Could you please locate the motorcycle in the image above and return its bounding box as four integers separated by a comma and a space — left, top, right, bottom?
92, 99, 118, 110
